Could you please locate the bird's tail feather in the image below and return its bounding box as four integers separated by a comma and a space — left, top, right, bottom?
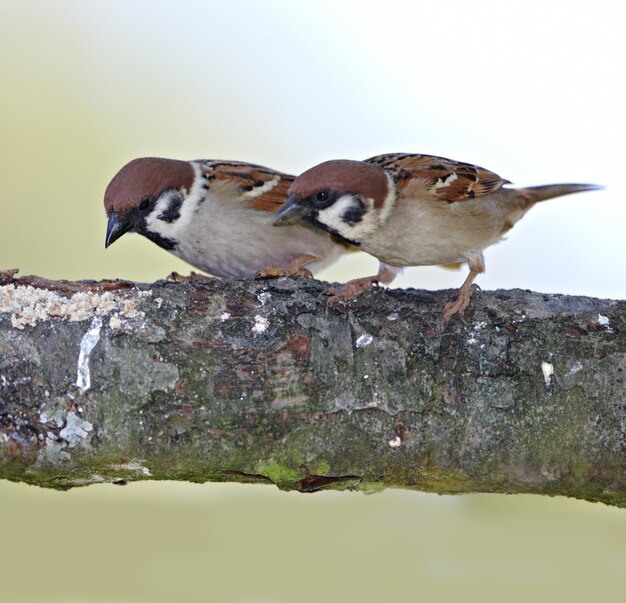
519, 183, 604, 205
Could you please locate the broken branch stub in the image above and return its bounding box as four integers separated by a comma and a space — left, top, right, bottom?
0, 271, 624, 507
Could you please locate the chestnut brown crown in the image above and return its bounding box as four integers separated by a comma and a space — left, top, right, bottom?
104, 157, 195, 214
288, 160, 390, 209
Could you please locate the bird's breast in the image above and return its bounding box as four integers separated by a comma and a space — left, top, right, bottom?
173, 195, 342, 277
363, 194, 512, 267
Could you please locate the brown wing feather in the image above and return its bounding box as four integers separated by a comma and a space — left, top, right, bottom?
246, 174, 293, 212
365, 153, 510, 203
199, 160, 294, 212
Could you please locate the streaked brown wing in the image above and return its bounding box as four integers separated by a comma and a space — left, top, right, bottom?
200, 160, 294, 212
365, 153, 510, 203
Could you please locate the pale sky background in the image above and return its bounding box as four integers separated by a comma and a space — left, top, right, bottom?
1, 0, 624, 299
0, 2, 625, 602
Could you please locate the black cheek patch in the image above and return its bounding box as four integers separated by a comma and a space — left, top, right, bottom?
158, 194, 183, 223
341, 198, 365, 225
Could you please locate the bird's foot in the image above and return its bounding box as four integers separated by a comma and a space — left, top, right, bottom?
256, 265, 313, 279
256, 255, 316, 280
325, 277, 377, 306
167, 271, 209, 282
442, 284, 479, 324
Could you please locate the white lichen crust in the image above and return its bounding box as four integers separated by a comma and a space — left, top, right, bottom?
0, 284, 148, 329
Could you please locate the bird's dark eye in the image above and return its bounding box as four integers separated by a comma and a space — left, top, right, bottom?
315, 191, 329, 204
138, 197, 151, 211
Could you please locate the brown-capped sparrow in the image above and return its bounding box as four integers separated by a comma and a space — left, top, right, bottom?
104, 157, 347, 278
274, 153, 601, 322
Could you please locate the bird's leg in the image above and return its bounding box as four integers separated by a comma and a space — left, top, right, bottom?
326, 262, 399, 305
256, 255, 317, 279
442, 253, 485, 323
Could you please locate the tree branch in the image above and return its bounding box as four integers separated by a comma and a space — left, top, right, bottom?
0, 269, 624, 506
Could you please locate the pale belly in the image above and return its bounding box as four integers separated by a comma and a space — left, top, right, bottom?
174, 204, 342, 278
363, 197, 512, 267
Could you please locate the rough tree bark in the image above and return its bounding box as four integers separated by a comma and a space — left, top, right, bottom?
0, 269, 624, 506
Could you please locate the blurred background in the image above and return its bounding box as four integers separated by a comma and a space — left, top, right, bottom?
0, 1, 624, 601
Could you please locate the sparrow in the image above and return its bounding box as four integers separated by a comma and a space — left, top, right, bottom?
104, 157, 347, 279
274, 153, 602, 321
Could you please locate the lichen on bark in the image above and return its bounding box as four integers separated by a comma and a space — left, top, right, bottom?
0, 270, 624, 507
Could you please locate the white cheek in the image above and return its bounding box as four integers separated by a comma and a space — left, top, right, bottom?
316, 195, 355, 233
146, 196, 170, 226
145, 162, 206, 239
145, 199, 165, 232
317, 194, 378, 241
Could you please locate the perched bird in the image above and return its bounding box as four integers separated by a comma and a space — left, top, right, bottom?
274, 153, 601, 321
104, 157, 346, 278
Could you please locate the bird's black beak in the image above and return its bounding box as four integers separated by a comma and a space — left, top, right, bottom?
105, 212, 132, 248
274, 196, 310, 226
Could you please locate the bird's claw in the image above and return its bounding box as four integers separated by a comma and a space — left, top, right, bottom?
442, 284, 479, 324
166, 271, 208, 282
256, 266, 313, 279
325, 279, 377, 306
